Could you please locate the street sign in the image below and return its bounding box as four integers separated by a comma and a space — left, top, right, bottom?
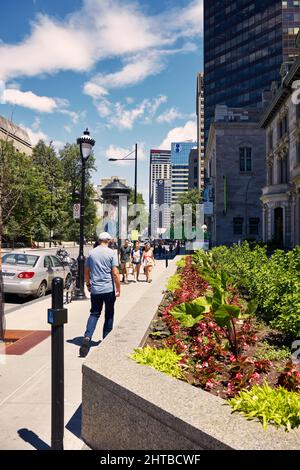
73, 203, 80, 220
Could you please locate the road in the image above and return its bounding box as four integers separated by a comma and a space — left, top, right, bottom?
3, 245, 92, 314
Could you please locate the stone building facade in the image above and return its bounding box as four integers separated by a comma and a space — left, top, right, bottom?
260, 55, 300, 248
205, 106, 266, 246
0, 115, 32, 156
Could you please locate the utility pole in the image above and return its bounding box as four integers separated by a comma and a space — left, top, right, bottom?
134, 143, 138, 205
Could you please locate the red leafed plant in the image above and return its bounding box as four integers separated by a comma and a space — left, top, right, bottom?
226, 356, 272, 397
278, 361, 300, 392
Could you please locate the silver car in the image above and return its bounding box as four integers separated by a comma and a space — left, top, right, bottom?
1, 251, 72, 298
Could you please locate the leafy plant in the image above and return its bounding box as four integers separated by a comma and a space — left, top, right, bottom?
166, 274, 182, 293
226, 357, 271, 397
207, 243, 300, 337
278, 361, 300, 392
254, 342, 291, 362
229, 382, 300, 431
130, 346, 184, 379
176, 257, 186, 268
170, 297, 210, 328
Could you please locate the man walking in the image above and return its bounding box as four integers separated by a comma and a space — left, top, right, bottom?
119, 239, 131, 284
79, 232, 121, 358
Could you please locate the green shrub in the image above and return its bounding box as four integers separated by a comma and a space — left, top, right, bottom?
166, 274, 182, 292
229, 383, 300, 431
176, 257, 186, 268
203, 243, 300, 337
130, 346, 183, 379
254, 342, 291, 362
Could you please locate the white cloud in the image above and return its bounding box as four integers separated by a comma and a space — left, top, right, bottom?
0, 0, 202, 82
84, 52, 164, 98
1, 88, 61, 112
157, 107, 184, 124
64, 125, 72, 134
159, 120, 197, 150
104, 95, 167, 130
24, 126, 48, 146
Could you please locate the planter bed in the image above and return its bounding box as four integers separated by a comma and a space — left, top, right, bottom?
82, 253, 300, 450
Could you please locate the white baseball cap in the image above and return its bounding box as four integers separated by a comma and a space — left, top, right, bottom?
99, 232, 112, 240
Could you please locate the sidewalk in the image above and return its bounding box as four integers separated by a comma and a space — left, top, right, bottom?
0, 258, 178, 450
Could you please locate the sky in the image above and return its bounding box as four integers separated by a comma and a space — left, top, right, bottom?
0, 0, 203, 202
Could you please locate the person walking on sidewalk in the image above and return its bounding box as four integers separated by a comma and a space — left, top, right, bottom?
131, 241, 142, 282
79, 232, 121, 358
119, 239, 131, 284
142, 242, 155, 283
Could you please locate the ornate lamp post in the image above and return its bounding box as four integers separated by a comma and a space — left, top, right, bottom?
74, 129, 95, 300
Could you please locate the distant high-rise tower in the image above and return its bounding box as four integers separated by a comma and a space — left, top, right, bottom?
196, 72, 205, 189
149, 149, 171, 236
204, 0, 300, 141
171, 141, 197, 203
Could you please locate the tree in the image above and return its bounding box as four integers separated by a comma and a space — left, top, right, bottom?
177, 189, 202, 227
59, 144, 97, 241
127, 188, 148, 235
0, 138, 35, 339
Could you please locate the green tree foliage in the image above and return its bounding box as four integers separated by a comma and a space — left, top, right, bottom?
127, 188, 148, 235
177, 189, 202, 226
0, 138, 98, 245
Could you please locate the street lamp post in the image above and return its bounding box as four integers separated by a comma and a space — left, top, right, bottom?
109, 143, 138, 204
74, 129, 95, 301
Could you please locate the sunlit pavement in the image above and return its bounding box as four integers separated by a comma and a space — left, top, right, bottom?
0, 257, 178, 450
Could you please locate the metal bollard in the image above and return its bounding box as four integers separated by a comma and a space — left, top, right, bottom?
165, 248, 169, 268
47, 277, 68, 450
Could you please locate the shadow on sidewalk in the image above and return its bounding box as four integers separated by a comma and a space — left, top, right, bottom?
66, 404, 82, 439
67, 336, 101, 348
17, 428, 50, 450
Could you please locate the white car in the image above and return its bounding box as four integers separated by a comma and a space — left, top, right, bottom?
1, 251, 72, 298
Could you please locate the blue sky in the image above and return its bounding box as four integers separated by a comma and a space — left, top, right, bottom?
0, 0, 203, 201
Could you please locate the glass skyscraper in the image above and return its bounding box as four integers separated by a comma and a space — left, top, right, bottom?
171, 142, 197, 203
204, 0, 300, 140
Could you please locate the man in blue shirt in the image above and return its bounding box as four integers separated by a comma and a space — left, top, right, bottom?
79, 232, 121, 358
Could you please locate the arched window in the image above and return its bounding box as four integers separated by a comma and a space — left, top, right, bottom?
239, 147, 252, 172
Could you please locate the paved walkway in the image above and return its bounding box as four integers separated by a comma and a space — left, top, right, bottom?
0, 258, 178, 450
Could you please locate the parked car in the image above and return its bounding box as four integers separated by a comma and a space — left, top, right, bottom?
1, 251, 72, 298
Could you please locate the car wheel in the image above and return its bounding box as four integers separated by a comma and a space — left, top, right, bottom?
35, 281, 47, 298
65, 274, 72, 290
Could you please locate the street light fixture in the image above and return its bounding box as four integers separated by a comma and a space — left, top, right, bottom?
108, 143, 138, 204
74, 129, 95, 300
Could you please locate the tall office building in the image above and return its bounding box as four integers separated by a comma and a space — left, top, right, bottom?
171, 141, 197, 203
196, 72, 205, 189
149, 149, 171, 235
204, 0, 300, 141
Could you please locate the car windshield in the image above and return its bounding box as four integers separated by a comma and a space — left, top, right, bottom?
2, 254, 39, 267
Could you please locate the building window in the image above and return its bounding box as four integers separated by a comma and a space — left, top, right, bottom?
283, 115, 288, 134
279, 157, 288, 184
278, 120, 283, 139
249, 218, 260, 235
267, 164, 273, 186
233, 217, 243, 235
268, 130, 273, 151
239, 147, 252, 172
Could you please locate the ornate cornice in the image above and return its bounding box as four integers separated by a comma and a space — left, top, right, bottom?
278, 105, 289, 119
275, 135, 289, 160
